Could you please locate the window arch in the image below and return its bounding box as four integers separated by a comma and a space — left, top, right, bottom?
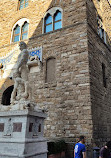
43, 7, 63, 33
54, 10, 62, 30
13, 25, 20, 42
21, 22, 29, 40
18, 0, 29, 10
97, 15, 107, 44
44, 14, 53, 33
11, 18, 29, 43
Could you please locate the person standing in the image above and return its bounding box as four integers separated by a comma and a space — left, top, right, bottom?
74, 135, 86, 158
99, 141, 111, 158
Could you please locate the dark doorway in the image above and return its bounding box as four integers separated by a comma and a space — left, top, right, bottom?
1, 85, 14, 105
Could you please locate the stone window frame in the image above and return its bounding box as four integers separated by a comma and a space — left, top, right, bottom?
21, 22, 29, 40
11, 18, 29, 43
42, 7, 63, 34
18, 0, 29, 10
97, 15, 107, 44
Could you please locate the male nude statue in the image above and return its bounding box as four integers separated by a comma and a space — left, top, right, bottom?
11, 41, 29, 105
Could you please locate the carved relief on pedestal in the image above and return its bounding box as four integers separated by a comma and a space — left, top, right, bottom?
4, 118, 13, 137
13, 123, 22, 132
29, 118, 43, 138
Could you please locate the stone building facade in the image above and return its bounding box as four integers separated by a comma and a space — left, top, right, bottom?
0, 0, 111, 157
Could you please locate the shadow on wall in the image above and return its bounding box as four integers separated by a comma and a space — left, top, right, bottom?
86, 0, 111, 147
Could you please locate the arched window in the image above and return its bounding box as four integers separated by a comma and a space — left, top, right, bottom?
46, 57, 56, 83
43, 7, 63, 33
19, 0, 29, 10
21, 22, 29, 40
97, 15, 107, 44
13, 25, 20, 42
54, 11, 62, 30
44, 14, 53, 33
11, 18, 29, 43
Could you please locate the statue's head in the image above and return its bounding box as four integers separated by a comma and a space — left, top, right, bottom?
19, 41, 27, 51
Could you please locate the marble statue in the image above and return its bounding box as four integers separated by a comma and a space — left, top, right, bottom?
11, 41, 29, 105
0, 42, 44, 111
9, 42, 42, 111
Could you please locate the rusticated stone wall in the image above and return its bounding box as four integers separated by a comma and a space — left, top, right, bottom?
88, 25, 111, 146
87, 0, 111, 147
28, 24, 92, 140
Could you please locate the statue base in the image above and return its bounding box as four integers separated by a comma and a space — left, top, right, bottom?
0, 109, 47, 158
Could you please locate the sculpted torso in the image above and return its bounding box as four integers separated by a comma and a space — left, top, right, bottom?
11, 42, 29, 105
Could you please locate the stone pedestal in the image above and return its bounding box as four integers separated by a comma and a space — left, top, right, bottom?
0, 109, 47, 158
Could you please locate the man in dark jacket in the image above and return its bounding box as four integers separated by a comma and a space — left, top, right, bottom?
99, 141, 111, 158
